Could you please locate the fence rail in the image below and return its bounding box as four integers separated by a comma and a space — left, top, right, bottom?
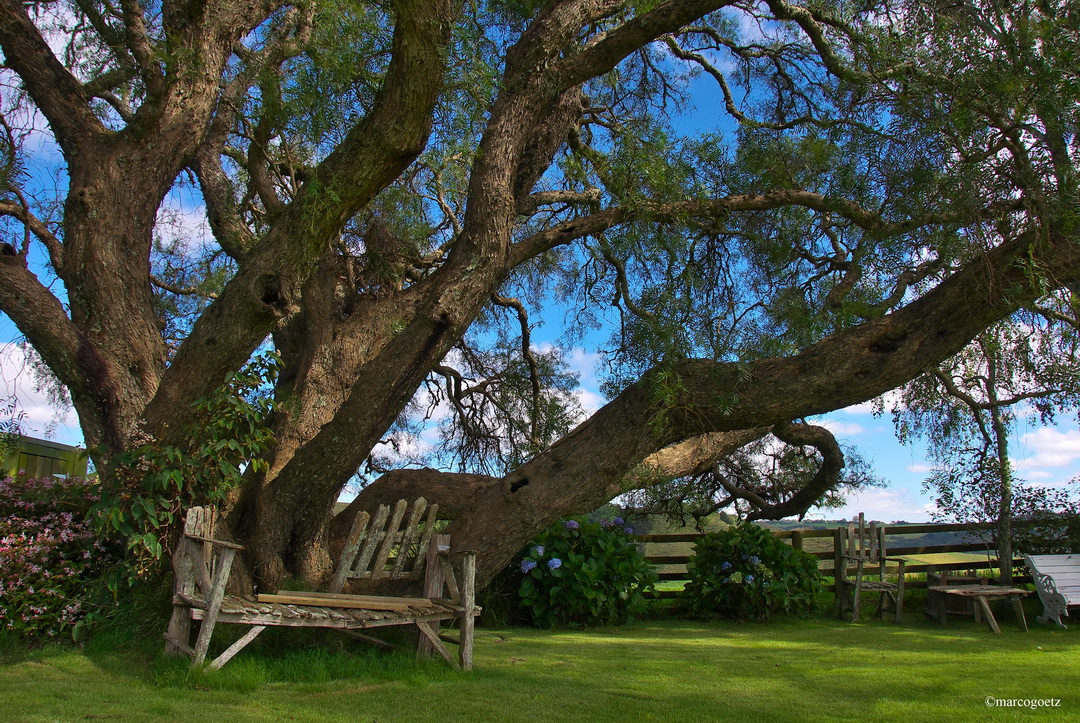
636, 521, 1034, 594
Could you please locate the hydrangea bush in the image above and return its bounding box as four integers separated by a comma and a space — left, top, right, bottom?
0, 476, 112, 640
683, 522, 822, 621
516, 517, 657, 627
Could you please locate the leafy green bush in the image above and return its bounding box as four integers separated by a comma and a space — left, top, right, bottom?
683, 523, 821, 621
0, 476, 114, 640
94, 351, 279, 579
516, 517, 657, 627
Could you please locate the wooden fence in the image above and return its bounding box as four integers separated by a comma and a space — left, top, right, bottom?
636, 521, 1032, 600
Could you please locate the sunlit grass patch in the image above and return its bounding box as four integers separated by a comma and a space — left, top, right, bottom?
0, 618, 1077, 722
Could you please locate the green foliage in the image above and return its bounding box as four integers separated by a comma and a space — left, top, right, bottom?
1013, 509, 1080, 556
515, 517, 657, 627
683, 523, 822, 621
93, 352, 280, 580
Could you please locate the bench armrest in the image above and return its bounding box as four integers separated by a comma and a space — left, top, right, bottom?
185, 533, 245, 550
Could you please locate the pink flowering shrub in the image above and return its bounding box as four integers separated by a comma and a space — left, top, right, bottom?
0, 476, 112, 640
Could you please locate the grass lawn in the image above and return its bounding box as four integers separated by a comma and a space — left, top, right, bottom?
1, 614, 1077, 722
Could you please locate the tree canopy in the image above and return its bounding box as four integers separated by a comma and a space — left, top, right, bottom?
0, 0, 1077, 587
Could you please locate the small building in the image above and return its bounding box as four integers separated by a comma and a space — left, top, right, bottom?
1, 435, 88, 480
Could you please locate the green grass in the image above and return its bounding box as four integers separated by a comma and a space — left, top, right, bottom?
1, 615, 1078, 722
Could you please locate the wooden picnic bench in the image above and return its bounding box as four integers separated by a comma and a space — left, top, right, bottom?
164, 498, 479, 670
1024, 553, 1080, 629
928, 584, 1030, 634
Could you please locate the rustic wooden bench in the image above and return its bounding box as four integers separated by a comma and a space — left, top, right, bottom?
928, 584, 1031, 634
834, 513, 906, 623
1024, 553, 1080, 629
164, 497, 479, 670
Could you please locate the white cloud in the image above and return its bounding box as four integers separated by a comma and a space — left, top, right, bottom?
574, 388, 606, 416
819, 419, 865, 437
551, 346, 607, 419
828, 486, 936, 523
842, 401, 876, 415
155, 191, 214, 253
1016, 427, 1080, 470
842, 390, 902, 416
906, 463, 938, 474
566, 348, 602, 387
0, 343, 83, 446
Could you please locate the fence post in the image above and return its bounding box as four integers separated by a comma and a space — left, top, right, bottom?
791, 530, 804, 551
833, 526, 846, 618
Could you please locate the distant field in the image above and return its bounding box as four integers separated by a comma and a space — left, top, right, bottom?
895, 552, 993, 566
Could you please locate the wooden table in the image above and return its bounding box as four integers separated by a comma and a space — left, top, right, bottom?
929, 585, 1032, 634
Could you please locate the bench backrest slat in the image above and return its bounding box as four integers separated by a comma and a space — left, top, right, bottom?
390, 498, 428, 578
351, 503, 391, 578
336, 497, 442, 586
841, 513, 891, 564
410, 503, 440, 580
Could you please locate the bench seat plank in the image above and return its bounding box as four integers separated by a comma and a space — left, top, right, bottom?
259, 591, 434, 610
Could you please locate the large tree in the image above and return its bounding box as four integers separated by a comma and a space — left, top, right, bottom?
892, 316, 1080, 582
1, 0, 1077, 589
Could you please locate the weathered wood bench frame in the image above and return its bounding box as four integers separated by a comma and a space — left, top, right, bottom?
834, 513, 906, 623
165, 498, 479, 670
1024, 553, 1080, 629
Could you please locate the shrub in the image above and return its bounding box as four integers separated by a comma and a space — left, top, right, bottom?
683, 523, 821, 621
95, 350, 279, 578
516, 517, 657, 627
0, 476, 114, 640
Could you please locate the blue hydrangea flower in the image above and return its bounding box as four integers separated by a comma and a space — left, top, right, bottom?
532, 546, 545, 557
564, 520, 580, 530
749, 555, 761, 566
624, 527, 634, 534
600, 520, 614, 527
741, 553, 750, 560
614, 517, 624, 525
720, 561, 733, 571
547, 557, 562, 570
520, 559, 537, 573
745, 574, 755, 583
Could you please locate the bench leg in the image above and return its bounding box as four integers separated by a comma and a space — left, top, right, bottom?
192, 547, 237, 666
415, 622, 459, 669
1010, 595, 1028, 633
459, 552, 476, 672
208, 625, 266, 670
1035, 596, 1069, 629
976, 596, 1001, 634
895, 578, 905, 624
165, 607, 194, 659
